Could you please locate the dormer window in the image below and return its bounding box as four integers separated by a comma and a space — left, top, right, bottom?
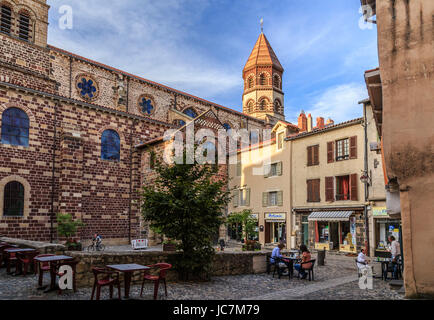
18, 12, 30, 41
0, 5, 12, 35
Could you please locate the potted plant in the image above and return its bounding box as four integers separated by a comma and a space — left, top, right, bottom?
163, 239, 177, 252
56, 213, 85, 251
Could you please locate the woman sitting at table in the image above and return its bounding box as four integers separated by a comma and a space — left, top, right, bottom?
294, 244, 312, 279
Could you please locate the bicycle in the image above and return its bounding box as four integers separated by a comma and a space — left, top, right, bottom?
87, 241, 105, 252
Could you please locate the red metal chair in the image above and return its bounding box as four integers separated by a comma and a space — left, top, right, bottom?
16, 251, 40, 276
34, 254, 55, 287
90, 267, 121, 300
5, 251, 17, 274
140, 263, 172, 300
55, 259, 79, 294
0, 244, 16, 268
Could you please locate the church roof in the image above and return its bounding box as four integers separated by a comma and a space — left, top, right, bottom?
243, 33, 283, 72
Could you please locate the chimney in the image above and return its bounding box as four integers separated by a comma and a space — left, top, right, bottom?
298, 111, 307, 132
307, 113, 313, 132
316, 117, 325, 129
326, 118, 334, 126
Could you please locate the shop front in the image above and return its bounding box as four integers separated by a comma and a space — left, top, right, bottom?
308, 211, 360, 253
372, 206, 401, 257
264, 213, 286, 244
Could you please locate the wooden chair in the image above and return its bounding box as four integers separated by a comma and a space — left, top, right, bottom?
140, 263, 172, 300
90, 267, 121, 300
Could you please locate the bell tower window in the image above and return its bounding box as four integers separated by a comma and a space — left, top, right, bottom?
0, 5, 12, 35
259, 74, 266, 86
18, 12, 30, 41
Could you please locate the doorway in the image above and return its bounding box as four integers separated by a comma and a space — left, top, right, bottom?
265, 221, 286, 244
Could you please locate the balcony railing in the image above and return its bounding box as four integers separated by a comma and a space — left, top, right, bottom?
336, 193, 350, 201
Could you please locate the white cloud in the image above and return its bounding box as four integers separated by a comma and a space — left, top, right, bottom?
288, 83, 367, 124
47, 0, 238, 98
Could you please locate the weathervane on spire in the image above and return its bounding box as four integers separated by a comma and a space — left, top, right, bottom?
260, 18, 264, 33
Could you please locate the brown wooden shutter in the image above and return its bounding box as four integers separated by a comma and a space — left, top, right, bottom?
246, 188, 251, 206
233, 190, 239, 207
350, 173, 358, 201
306, 180, 311, 202
314, 179, 320, 202
325, 177, 334, 202
277, 161, 283, 176
277, 191, 283, 206
313, 145, 319, 165
327, 142, 334, 163
307, 146, 312, 166
350, 136, 357, 159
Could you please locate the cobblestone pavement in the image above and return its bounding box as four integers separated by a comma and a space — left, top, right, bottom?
0, 255, 405, 300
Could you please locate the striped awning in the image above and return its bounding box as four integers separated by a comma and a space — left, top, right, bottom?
308, 211, 354, 222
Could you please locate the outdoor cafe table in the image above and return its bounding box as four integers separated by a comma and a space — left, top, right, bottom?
107, 264, 150, 299
3, 248, 36, 274
33, 255, 74, 292
281, 256, 301, 278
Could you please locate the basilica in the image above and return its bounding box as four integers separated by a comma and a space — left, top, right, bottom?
0, 0, 295, 244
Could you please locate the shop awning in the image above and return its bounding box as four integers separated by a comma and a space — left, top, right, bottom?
308, 211, 354, 222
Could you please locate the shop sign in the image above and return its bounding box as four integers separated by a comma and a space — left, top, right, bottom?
265, 213, 286, 221
372, 207, 388, 217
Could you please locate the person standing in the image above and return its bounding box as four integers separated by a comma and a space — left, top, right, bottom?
388, 235, 401, 279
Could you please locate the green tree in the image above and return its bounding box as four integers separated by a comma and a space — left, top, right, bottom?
140, 148, 232, 280
56, 213, 85, 243
226, 209, 258, 243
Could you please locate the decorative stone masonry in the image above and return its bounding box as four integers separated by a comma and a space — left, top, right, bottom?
67, 250, 275, 288
0, 237, 65, 254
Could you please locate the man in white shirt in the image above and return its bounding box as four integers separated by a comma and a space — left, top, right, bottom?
389, 235, 401, 259
357, 248, 370, 269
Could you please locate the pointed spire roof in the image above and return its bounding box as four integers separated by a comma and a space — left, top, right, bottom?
244, 33, 283, 72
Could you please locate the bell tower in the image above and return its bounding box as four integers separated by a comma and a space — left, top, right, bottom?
242, 31, 285, 123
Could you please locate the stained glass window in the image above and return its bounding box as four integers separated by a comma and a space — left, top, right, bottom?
3, 181, 24, 217
183, 108, 197, 119
77, 77, 97, 100
223, 123, 231, 131
101, 130, 120, 161
139, 97, 154, 115
1, 108, 29, 147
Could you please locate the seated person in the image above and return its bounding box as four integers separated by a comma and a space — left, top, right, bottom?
294, 244, 312, 279
270, 243, 286, 264
357, 248, 370, 269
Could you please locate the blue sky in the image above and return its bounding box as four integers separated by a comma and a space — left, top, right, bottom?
47, 0, 378, 124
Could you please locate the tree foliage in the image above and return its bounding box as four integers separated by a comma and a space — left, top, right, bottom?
140, 148, 232, 280
226, 209, 258, 242
56, 213, 85, 241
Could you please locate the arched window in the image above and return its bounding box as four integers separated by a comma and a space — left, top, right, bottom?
246, 100, 254, 113
1, 107, 30, 147
18, 11, 31, 41
3, 181, 24, 217
101, 130, 120, 161
259, 74, 267, 86
247, 76, 254, 89
259, 99, 267, 111
274, 100, 282, 113
223, 123, 231, 131
183, 108, 197, 119
273, 75, 280, 89
0, 4, 12, 34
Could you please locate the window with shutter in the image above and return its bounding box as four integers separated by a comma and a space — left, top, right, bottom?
233, 190, 239, 207
245, 188, 251, 206
277, 191, 283, 206
307, 179, 320, 202
276, 162, 282, 176
350, 136, 357, 159
307, 146, 312, 166
313, 145, 319, 165
325, 177, 334, 202
327, 142, 334, 163
350, 174, 358, 201
262, 192, 268, 207
1, 5, 12, 35
18, 12, 31, 41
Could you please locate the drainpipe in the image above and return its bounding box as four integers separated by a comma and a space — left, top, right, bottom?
363, 103, 370, 255
50, 101, 59, 243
